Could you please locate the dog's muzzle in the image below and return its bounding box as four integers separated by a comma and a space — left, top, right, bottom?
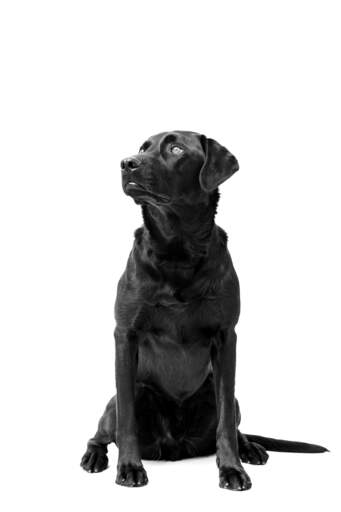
121, 157, 147, 193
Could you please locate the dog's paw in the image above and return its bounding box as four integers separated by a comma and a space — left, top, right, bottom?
219, 465, 252, 491
80, 445, 109, 473
115, 463, 148, 487
239, 441, 269, 465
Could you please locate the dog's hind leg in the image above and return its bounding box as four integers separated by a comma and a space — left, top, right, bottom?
234, 399, 269, 465
233, 399, 269, 465
80, 395, 117, 473
237, 430, 269, 465
134, 384, 181, 461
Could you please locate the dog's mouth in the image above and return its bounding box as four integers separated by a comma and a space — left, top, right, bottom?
124, 181, 147, 193
123, 179, 170, 205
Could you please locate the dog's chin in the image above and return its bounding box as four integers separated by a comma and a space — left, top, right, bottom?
123, 183, 170, 206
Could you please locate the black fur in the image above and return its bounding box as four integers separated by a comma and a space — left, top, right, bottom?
80, 131, 327, 490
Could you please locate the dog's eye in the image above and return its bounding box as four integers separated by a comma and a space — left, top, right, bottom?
170, 145, 184, 155
139, 148, 145, 154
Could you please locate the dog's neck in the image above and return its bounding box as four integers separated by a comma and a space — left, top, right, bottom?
141, 190, 219, 266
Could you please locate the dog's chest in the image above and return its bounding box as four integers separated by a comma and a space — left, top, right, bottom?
135, 300, 219, 400
148, 299, 219, 341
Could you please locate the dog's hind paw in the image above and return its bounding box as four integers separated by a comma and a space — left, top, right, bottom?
80, 444, 109, 473
239, 441, 269, 465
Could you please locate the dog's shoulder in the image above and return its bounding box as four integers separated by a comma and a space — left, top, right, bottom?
216, 225, 228, 247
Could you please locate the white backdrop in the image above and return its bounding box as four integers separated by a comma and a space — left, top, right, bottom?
0, 1, 340, 511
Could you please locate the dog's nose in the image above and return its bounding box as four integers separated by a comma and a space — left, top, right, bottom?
120, 157, 141, 172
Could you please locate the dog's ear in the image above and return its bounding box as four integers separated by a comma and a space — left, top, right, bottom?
199, 135, 239, 192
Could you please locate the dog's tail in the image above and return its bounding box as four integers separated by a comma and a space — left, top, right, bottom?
244, 434, 329, 453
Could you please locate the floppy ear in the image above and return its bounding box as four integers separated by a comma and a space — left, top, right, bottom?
199, 136, 239, 192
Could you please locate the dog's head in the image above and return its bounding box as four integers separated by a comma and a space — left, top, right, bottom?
121, 131, 239, 205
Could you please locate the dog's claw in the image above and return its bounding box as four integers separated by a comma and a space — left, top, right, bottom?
219, 466, 252, 491
116, 463, 148, 487
80, 445, 109, 473
239, 441, 269, 465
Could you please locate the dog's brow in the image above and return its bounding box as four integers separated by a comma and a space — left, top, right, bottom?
140, 141, 151, 151
162, 134, 177, 146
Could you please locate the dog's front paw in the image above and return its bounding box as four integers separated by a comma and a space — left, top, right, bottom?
219, 465, 252, 491
80, 444, 108, 473
239, 441, 269, 465
116, 462, 148, 487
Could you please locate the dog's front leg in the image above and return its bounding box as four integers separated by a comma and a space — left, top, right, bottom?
212, 328, 251, 491
114, 327, 148, 487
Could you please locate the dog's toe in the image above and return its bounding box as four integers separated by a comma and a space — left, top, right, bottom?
219, 465, 252, 491
115, 463, 148, 487
80, 446, 109, 473
239, 441, 269, 465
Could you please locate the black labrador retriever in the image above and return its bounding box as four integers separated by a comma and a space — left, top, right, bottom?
80, 131, 327, 490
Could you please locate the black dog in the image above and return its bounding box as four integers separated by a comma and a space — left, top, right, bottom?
81, 131, 327, 490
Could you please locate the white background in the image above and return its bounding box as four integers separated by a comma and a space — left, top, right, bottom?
0, 1, 340, 510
